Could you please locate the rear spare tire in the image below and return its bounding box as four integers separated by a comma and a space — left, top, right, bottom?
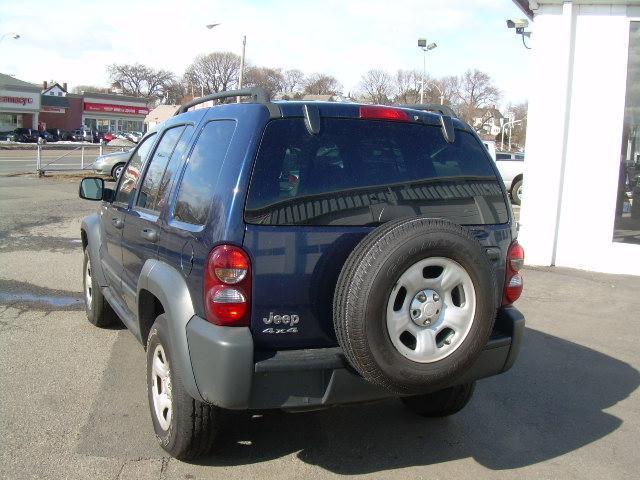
333, 217, 497, 394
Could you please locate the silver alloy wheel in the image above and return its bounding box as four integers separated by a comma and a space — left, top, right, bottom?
386, 257, 476, 363
84, 259, 92, 309
151, 344, 172, 431
517, 183, 523, 200
113, 165, 124, 180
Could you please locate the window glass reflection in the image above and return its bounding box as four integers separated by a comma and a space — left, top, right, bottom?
615, 22, 640, 244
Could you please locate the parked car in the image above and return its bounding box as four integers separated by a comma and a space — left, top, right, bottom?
124, 131, 143, 143
495, 151, 525, 205
92, 148, 133, 180
46, 128, 72, 141
38, 130, 56, 143
12, 128, 39, 143
78, 89, 525, 460
0, 130, 16, 141
71, 128, 92, 142
102, 132, 117, 142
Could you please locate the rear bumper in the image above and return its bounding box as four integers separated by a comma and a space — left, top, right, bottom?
186, 306, 525, 410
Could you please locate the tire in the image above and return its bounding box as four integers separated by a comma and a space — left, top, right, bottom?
511, 179, 523, 206
83, 248, 117, 327
401, 382, 476, 417
146, 314, 221, 460
333, 217, 497, 394
111, 163, 125, 181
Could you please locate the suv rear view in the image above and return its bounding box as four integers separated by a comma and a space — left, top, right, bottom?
78, 89, 525, 459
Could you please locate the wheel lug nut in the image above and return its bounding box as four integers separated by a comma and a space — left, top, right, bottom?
444, 338, 451, 345
417, 293, 426, 302
412, 309, 420, 317
432, 293, 440, 302
423, 319, 431, 325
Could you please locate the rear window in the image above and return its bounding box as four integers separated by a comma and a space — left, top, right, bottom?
245, 118, 508, 226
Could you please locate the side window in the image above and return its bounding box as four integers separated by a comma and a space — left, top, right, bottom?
136, 126, 186, 212
515, 154, 525, 161
496, 153, 511, 160
153, 125, 195, 211
114, 134, 156, 205
174, 120, 236, 225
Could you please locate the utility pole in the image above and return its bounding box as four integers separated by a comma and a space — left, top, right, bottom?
237, 35, 246, 103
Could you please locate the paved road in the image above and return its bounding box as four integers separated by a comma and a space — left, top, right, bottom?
0, 175, 637, 479
0, 147, 128, 175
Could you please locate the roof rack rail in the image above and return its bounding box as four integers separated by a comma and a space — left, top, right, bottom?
175, 87, 270, 115
399, 103, 458, 118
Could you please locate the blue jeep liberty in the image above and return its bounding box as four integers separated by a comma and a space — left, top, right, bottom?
78, 88, 525, 460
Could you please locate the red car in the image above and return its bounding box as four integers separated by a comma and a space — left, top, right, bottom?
102, 133, 117, 142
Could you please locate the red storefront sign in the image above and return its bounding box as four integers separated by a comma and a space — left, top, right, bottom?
1, 96, 34, 106
83, 102, 149, 116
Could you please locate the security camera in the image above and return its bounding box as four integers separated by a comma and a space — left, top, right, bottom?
507, 19, 529, 29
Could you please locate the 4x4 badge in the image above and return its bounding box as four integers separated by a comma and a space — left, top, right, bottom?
262, 312, 299, 334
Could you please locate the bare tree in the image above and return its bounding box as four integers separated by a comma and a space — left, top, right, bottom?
183, 52, 241, 98
107, 63, 174, 102
244, 66, 285, 98
358, 69, 394, 104
453, 69, 501, 125
303, 73, 342, 96
164, 80, 188, 105
283, 69, 305, 93
424, 75, 458, 106
394, 69, 423, 104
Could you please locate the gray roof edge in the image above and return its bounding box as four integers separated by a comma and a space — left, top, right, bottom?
0, 73, 41, 92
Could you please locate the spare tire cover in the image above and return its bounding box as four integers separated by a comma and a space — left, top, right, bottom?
333, 217, 497, 394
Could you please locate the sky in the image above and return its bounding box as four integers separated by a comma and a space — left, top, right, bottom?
0, 0, 532, 106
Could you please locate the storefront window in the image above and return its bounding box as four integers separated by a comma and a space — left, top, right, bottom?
614, 22, 640, 244
0, 113, 21, 130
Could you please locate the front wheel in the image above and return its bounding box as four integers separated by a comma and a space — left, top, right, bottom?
400, 382, 476, 417
111, 163, 125, 181
146, 314, 221, 460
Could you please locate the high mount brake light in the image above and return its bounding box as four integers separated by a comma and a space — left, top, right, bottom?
204, 245, 251, 326
503, 241, 524, 305
359, 105, 411, 122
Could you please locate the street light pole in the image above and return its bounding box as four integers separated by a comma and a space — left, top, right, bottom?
421, 47, 426, 104
417, 39, 437, 104
237, 35, 246, 103
501, 118, 524, 151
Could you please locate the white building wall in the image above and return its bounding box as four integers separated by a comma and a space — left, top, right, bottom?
520, 2, 640, 275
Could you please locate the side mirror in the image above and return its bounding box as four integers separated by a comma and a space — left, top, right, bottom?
79, 177, 105, 201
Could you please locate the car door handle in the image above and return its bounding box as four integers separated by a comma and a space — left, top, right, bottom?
111, 217, 123, 229
141, 228, 159, 243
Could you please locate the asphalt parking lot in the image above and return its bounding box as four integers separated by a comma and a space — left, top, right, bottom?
0, 174, 638, 480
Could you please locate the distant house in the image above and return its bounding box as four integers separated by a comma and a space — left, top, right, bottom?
473, 107, 504, 136
42, 81, 68, 97
145, 104, 179, 131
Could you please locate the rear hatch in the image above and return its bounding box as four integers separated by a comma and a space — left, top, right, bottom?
243, 110, 511, 350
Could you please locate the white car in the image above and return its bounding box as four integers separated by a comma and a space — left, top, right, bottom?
483, 141, 524, 205
495, 152, 524, 205
125, 131, 143, 143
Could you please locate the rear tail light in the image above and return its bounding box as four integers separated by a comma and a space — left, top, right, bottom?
503, 241, 524, 305
204, 245, 251, 326
359, 105, 410, 122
